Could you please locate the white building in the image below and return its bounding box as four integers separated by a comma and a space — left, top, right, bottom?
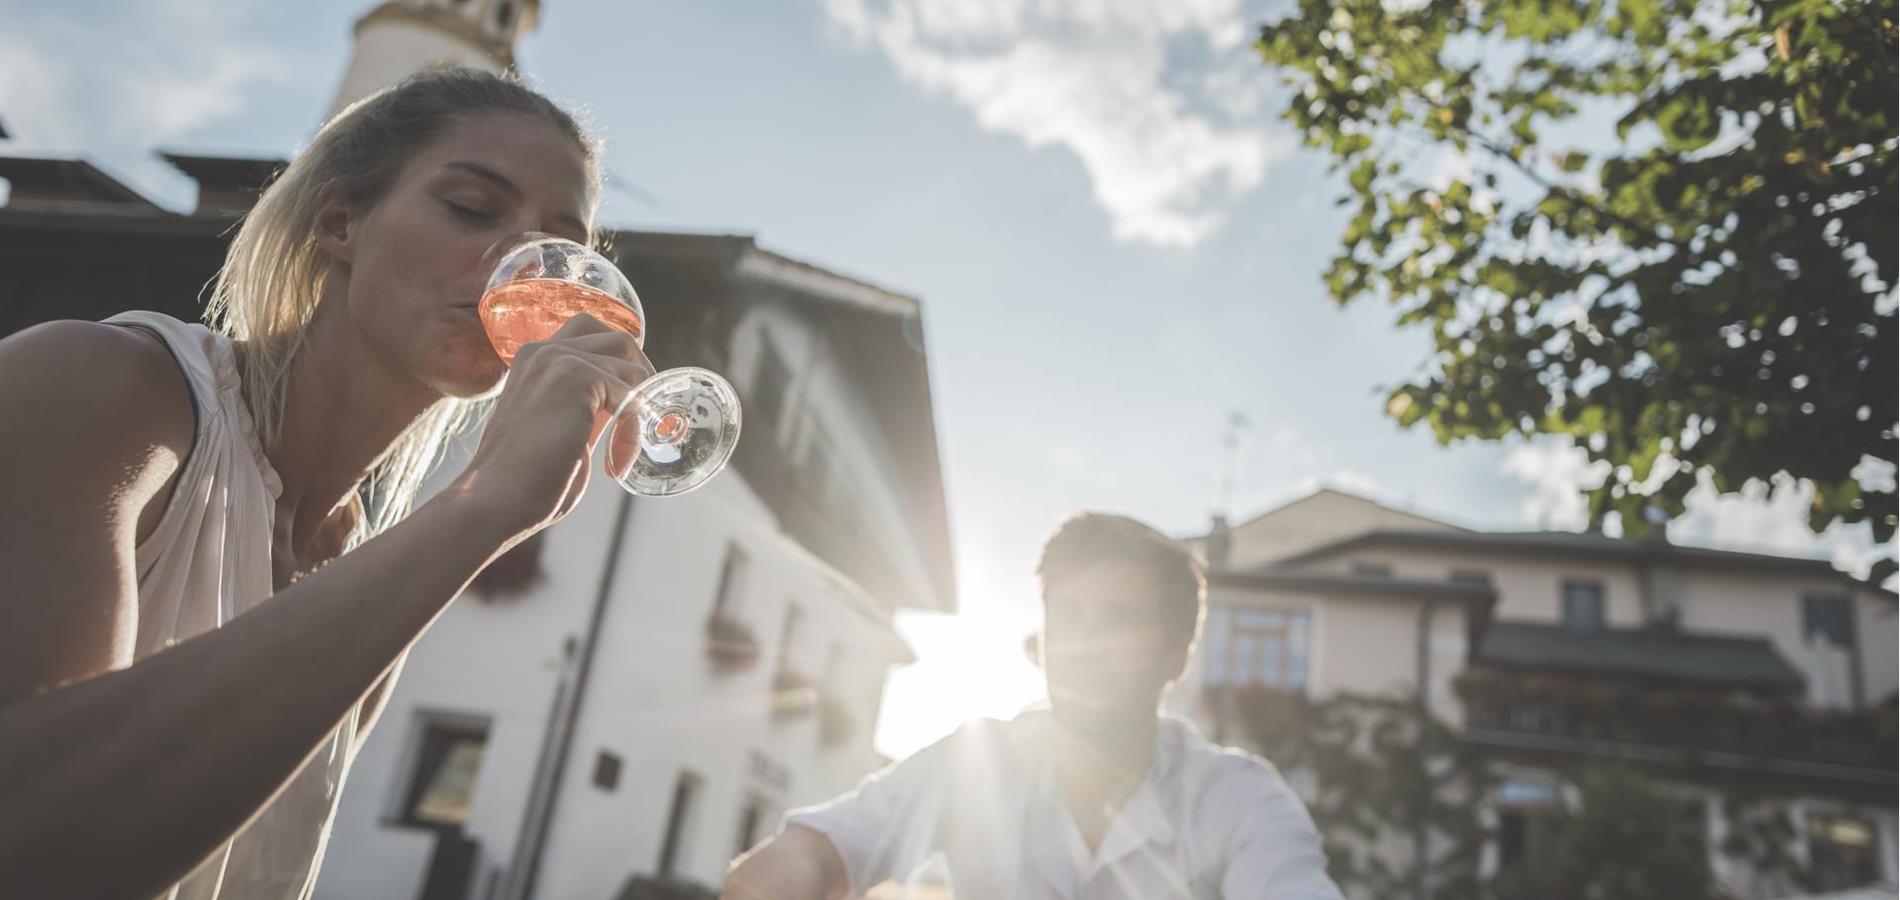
316, 233, 957, 900
309, 6, 958, 899
1175, 488, 1898, 899
330, 0, 540, 116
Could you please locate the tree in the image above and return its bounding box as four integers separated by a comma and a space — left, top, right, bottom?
1489, 767, 1718, 900
1221, 690, 1751, 899
1220, 688, 1493, 899
1256, 0, 1897, 576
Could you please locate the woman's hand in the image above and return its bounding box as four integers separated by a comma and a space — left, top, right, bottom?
449, 312, 655, 538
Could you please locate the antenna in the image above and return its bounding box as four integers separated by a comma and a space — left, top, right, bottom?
1219, 411, 1251, 518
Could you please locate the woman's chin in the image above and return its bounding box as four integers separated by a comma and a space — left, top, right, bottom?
420, 357, 508, 400
418, 337, 509, 399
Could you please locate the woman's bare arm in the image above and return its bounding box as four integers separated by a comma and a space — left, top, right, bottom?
0, 313, 650, 899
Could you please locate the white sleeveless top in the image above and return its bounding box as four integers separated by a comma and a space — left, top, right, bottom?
106, 311, 368, 900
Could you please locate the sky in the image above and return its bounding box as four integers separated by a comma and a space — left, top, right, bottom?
1, 0, 1887, 760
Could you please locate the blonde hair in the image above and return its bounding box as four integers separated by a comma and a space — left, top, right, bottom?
204, 67, 598, 540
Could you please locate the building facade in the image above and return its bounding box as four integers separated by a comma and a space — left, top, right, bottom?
314, 234, 957, 900
1174, 489, 1898, 899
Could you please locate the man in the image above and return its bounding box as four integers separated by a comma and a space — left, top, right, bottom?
725, 513, 1343, 899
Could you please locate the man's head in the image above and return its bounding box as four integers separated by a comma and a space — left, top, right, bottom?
1036, 512, 1205, 736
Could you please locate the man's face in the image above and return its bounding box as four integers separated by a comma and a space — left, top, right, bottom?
1041, 561, 1189, 735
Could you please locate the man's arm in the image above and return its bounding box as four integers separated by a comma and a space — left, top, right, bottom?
724, 726, 970, 899
1216, 758, 1346, 900
725, 825, 848, 900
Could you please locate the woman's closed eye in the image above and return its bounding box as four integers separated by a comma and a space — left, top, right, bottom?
442, 198, 499, 223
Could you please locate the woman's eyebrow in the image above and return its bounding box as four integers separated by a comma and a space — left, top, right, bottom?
442, 160, 522, 197
443, 160, 586, 235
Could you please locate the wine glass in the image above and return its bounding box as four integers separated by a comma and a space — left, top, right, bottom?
478, 232, 742, 496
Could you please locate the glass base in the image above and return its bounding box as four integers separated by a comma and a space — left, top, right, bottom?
606, 367, 742, 496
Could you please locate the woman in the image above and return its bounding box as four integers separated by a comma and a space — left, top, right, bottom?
0, 68, 651, 899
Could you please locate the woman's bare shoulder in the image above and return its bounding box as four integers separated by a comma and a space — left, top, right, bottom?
0, 319, 196, 476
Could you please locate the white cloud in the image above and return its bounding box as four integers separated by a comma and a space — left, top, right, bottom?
1669, 470, 1893, 582
824, 0, 1288, 246
0, 5, 303, 209
129, 50, 293, 137
1500, 438, 1895, 582
1501, 438, 1609, 531
0, 30, 84, 148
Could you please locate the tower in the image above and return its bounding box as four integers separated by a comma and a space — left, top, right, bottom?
327, 0, 540, 117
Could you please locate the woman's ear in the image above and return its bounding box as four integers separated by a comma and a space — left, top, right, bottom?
314, 182, 357, 265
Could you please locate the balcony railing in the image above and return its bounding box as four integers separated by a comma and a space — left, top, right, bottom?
1454, 668, 1897, 783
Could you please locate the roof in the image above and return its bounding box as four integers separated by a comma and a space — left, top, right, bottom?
608, 230, 956, 613
0, 156, 162, 213
1476, 621, 1807, 692
1211, 569, 1497, 603
1183, 487, 1469, 543
0, 153, 958, 615
1272, 528, 1895, 599
160, 152, 285, 215
159, 152, 286, 187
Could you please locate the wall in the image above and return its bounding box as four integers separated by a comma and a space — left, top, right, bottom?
1222, 490, 1463, 571
725, 301, 939, 612
1169, 583, 1475, 733
1674, 569, 1899, 711
1284, 543, 1899, 712
330, 12, 504, 117
531, 474, 905, 898
1285, 546, 1648, 629
321, 386, 910, 899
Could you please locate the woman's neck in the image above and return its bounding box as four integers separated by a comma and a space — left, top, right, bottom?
252, 295, 441, 561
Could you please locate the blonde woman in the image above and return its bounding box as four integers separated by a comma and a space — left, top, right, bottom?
0, 69, 651, 899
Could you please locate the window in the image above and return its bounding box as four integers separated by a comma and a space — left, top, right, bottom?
777, 604, 804, 668
751, 340, 791, 434
1808, 812, 1881, 891
399, 719, 489, 829
800, 424, 850, 517
712, 544, 749, 617
1495, 779, 1562, 872
1803, 595, 1853, 648
656, 771, 703, 877
822, 641, 843, 689
804, 438, 833, 493
735, 795, 772, 857
1349, 560, 1393, 578
592, 750, 622, 792
1205, 608, 1310, 692
1561, 580, 1605, 631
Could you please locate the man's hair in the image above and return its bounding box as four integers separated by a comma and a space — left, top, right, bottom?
1036, 512, 1206, 648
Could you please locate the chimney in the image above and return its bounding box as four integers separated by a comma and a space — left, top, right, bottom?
328, 0, 542, 118
1205, 514, 1232, 571
161, 153, 287, 217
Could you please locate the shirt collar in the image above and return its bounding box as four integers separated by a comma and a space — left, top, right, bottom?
1023, 711, 1186, 896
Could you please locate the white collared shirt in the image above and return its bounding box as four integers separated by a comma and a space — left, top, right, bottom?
783, 710, 1343, 900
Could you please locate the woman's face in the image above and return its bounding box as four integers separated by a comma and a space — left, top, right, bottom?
324, 110, 595, 398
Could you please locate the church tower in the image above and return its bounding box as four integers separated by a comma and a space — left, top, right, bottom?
328, 0, 540, 117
